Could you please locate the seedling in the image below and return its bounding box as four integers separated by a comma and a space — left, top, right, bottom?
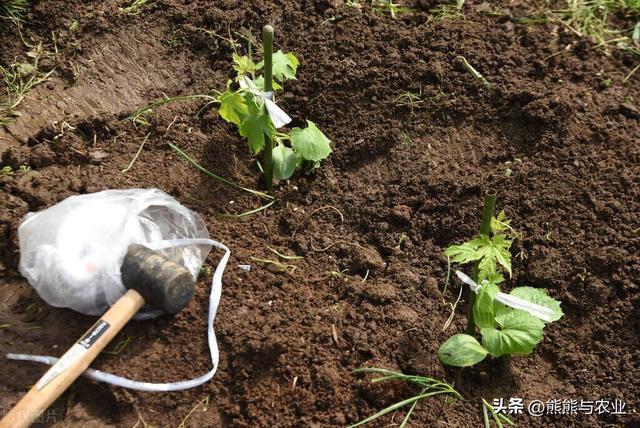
217, 25, 332, 191
438, 194, 563, 367
350, 368, 462, 427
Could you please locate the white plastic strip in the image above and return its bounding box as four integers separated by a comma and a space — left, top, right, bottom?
239, 76, 292, 128
455, 270, 556, 322
6, 237, 230, 392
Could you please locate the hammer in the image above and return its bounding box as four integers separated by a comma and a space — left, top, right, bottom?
0, 244, 196, 428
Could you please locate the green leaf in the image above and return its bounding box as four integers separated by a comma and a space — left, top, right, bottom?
480, 309, 544, 357
290, 120, 332, 162
272, 144, 297, 180
239, 104, 272, 154
446, 234, 511, 279
510, 287, 564, 322
444, 236, 486, 265
491, 234, 512, 277
258, 50, 299, 82
232, 53, 257, 75
490, 210, 510, 233
438, 334, 488, 367
473, 282, 500, 329
254, 75, 282, 91
218, 88, 248, 126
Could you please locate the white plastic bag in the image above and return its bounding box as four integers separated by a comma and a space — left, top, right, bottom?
11, 189, 230, 391
18, 188, 211, 318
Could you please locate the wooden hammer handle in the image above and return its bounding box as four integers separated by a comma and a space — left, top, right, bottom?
0, 289, 145, 428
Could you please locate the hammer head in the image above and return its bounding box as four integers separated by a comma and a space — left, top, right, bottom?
120, 244, 195, 314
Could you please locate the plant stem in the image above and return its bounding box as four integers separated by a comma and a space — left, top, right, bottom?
262, 24, 274, 191
465, 189, 497, 334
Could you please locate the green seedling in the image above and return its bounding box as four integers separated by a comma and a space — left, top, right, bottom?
217, 25, 332, 190
350, 368, 462, 427
372, 0, 415, 18
438, 196, 563, 367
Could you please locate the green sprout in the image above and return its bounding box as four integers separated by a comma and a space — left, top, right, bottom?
438, 196, 564, 367
216, 25, 332, 190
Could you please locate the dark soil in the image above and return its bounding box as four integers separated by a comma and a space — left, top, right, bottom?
1, 0, 639, 427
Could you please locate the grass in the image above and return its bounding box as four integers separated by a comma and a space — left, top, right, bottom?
350, 368, 463, 427
552, 0, 640, 76
0, 40, 54, 126
482, 398, 515, 428
124, 94, 218, 126
168, 143, 273, 201
120, 0, 154, 15
121, 133, 150, 173
457, 55, 494, 93
372, 0, 415, 18
0, 0, 28, 22
430, 0, 466, 20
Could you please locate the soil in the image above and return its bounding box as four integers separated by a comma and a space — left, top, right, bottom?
1, 0, 639, 427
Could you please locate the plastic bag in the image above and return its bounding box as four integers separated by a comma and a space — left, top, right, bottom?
11, 189, 230, 391
18, 188, 211, 318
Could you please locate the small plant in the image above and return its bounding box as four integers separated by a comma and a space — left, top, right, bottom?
438, 194, 563, 367
217, 25, 332, 190
350, 368, 462, 427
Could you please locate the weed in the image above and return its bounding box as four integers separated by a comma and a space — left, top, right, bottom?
553, 0, 640, 75
350, 368, 463, 427
120, 133, 150, 173
0, 0, 28, 22
177, 395, 209, 428
393, 84, 425, 112
372, 0, 415, 18
0, 42, 54, 125
103, 334, 133, 356
168, 143, 273, 201
430, 0, 466, 20
250, 256, 297, 274
120, 0, 154, 15
482, 398, 514, 428
457, 55, 494, 93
